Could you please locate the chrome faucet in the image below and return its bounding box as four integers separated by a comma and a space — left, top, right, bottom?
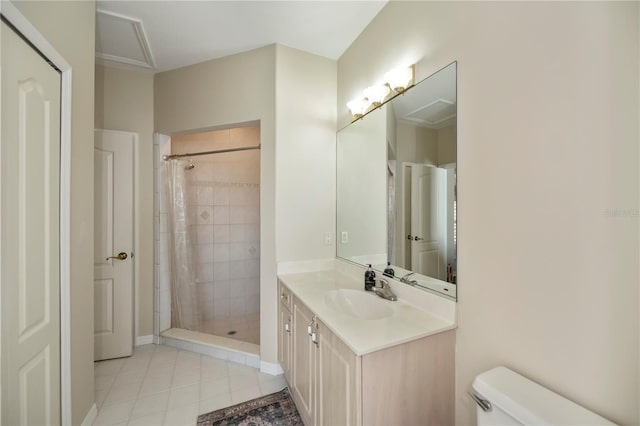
373, 277, 397, 301
400, 272, 418, 286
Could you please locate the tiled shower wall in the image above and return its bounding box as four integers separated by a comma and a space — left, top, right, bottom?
154, 126, 261, 345
188, 165, 260, 344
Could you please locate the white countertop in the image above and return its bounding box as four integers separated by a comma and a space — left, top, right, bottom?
277, 268, 457, 356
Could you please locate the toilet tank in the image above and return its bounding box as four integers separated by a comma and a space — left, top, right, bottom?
471, 367, 615, 426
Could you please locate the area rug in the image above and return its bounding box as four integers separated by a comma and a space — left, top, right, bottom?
197, 387, 303, 426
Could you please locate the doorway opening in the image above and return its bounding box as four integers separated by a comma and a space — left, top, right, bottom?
155, 123, 261, 352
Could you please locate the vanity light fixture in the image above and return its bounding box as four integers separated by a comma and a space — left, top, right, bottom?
347, 64, 415, 121
346, 98, 372, 119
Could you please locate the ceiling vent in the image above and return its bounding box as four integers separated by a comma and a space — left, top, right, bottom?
96, 10, 156, 71
402, 99, 456, 129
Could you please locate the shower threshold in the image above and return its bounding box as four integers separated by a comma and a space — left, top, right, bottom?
160, 328, 260, 369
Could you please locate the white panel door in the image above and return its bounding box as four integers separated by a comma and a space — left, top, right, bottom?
94, 130, 134, 360
411, 165, 447, 280
402, 164, 412, 269
1, 20, 62, 425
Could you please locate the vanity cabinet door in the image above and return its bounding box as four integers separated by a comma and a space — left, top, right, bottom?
278, 302, 292, 382
316, 319, 361, 426
291, 298, 316, 425
278, 281, 293, 382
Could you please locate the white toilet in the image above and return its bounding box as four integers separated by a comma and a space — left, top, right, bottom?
471, 366, 616, 425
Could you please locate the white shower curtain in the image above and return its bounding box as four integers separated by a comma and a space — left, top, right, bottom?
387, 163, 396, 265
164, 159, 200, 331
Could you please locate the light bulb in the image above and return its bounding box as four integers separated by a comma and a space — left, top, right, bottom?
384, 66, 414, 93
363, 85, 390, 107
346, 98, 371, 118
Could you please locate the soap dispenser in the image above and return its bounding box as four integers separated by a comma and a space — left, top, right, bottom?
364, 264, 376, 291
383, 262, 395, 278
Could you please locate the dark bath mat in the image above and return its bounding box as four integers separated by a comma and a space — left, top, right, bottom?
197, 387, 303, 426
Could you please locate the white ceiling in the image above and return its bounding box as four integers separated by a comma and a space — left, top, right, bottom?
96, 1, 388, 73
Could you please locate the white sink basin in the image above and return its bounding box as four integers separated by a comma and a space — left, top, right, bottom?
324, 289, 393, 320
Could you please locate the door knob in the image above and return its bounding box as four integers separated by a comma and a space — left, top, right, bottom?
106, 252, 128, 261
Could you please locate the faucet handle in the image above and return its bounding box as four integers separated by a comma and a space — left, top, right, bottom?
372, 277, 397, 301
374, 277, 390, 288
400, 272, 418, 285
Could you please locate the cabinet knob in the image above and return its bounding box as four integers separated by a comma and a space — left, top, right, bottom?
307, 316, 316, 336
311, 331, 319, 347
284, 323, 290, 333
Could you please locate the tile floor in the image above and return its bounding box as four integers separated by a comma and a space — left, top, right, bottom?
94, 344, 286, 426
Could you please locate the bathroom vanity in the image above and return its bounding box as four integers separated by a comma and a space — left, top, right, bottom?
277, 266, 456, 426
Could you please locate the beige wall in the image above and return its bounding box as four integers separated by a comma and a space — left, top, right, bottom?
95, 65, 155, 337
171, 126, 259, 154
12, 1, 96, 423
395, 122, 456, 167
154, 46, 279, 362
397, 122, 437, 166
339, 2, 639, 425
274, 45, 337, 263
438, 124, 456, 165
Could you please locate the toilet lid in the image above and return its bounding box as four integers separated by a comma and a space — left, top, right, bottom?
472, 367, 616, 426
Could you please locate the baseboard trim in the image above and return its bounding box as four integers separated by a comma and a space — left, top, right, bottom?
136, 335, 154, 346
260, 360, 284, 376
80, 403, 97, 426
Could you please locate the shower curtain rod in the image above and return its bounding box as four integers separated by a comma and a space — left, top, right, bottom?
162, 144, 261, 161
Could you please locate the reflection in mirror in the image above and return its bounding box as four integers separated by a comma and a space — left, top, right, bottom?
337, 62, 457, 299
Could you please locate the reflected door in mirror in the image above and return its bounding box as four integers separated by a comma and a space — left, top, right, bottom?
405, 164, 447, 280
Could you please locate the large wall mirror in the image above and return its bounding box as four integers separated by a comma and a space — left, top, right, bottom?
337, 62, 457, 299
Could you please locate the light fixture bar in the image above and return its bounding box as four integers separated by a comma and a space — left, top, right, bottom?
347, 64, 415, 122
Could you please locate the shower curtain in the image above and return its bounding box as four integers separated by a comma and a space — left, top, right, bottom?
387, 163, 396, 264
164, 159, 200, 331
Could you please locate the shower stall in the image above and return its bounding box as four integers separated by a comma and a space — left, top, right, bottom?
154, 125, 261, 349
